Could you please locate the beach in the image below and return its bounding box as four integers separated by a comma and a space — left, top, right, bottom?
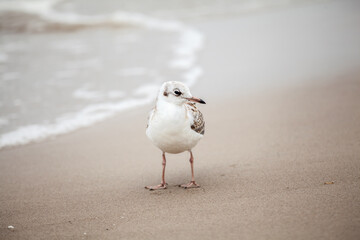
1, 0, 360, 239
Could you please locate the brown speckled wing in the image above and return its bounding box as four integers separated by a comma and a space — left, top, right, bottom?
186, 102, 205, 135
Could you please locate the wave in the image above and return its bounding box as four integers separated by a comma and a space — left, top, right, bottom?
0, 0, 183, 32
0, 0, 204, 149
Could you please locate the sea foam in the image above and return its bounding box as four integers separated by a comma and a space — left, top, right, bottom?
0, 0, 204, 149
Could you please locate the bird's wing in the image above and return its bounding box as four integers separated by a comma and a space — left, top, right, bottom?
186, 102, 205, 135
146, 106, 156, 129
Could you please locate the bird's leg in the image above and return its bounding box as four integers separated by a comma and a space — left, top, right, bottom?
145, 152, 167, 190
180, 151, 200, 189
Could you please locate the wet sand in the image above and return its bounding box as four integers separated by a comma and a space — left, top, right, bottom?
1, 73, 360, 239
1, 0, 360, 239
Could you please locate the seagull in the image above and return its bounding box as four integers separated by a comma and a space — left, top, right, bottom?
145, 81, 206, 190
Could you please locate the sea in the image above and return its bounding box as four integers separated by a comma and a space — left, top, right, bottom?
0, 0, 318, 149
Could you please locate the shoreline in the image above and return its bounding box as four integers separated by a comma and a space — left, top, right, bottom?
2, 0, 360, 150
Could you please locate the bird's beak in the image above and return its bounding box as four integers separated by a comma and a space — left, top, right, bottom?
187, 97, 206, 104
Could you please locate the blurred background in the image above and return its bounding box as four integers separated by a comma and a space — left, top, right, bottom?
1, 1, 360, 239
0, 0, 359, 148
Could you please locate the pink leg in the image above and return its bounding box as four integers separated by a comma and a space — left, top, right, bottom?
145, 152, 167, 190
180, 151, 200, 189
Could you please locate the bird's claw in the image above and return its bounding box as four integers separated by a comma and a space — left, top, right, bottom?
179, 181, 200, 189
145, 183, 167, 191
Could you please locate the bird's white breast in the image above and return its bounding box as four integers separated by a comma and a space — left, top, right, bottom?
146, 101, 203, 154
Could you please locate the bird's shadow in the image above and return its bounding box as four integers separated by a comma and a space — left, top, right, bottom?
146, 184, 206, 195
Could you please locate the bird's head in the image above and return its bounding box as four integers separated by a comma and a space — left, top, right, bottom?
159, 81, 206, 106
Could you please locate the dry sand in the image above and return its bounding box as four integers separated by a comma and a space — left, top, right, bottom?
1, 0, 360, 239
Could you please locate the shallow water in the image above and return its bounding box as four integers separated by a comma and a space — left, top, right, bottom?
0, 0, 310, 148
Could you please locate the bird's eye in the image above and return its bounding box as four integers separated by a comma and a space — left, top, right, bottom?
174, 90, 182, 96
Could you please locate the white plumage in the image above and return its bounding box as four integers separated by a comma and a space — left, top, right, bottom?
145, 81, 206, 190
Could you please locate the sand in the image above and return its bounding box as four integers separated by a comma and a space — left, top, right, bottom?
1, 0, 360, 239
1, 73, 360, 240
